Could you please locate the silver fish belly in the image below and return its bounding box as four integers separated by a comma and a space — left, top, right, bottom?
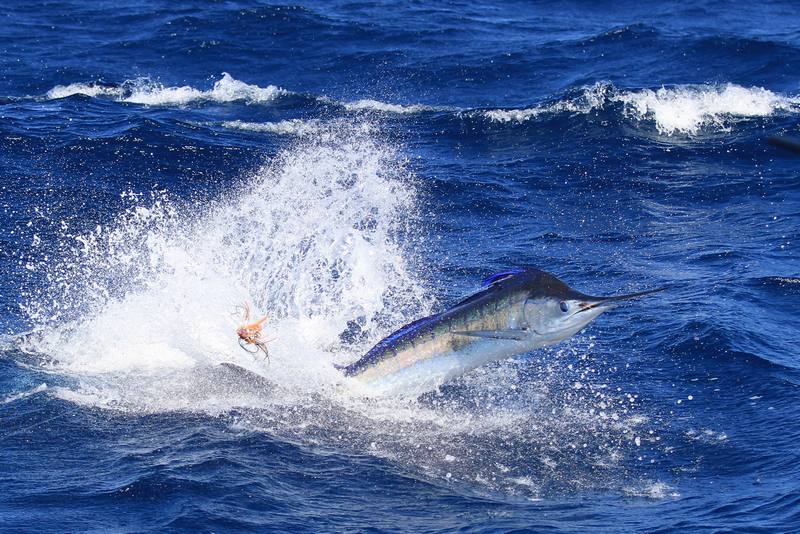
344, 285, 532, 395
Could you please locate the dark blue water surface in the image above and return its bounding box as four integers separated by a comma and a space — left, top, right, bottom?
2, 1, 800, 532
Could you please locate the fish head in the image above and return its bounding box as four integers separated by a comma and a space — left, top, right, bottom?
521, 270, 664, 345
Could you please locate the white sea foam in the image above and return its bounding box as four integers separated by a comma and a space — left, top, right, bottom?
480, 82, 800, 135
45, 74, 800, 137
46, 74, 444, 113
123, 73, 287, 105
616, 83, 799, 135
482, 107, 546, 123
46, 83, 124, 100
343, 99, 441, 114
122, 83, 206, 106
481, 82, 611, 123
221, 119, 323, 136
47, 73, 287, 106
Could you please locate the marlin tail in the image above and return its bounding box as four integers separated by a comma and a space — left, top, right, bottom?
342, 268, 664, 396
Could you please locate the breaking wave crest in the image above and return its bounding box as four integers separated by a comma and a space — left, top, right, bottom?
220, 119, 323, 136
45, 83, 124, 100
343, 99, 447, 114
477, 83, 613, 123
479, 82, 800, 135
47, 73, 288, 106
615, 83, 799, 135
45, 73, 440, 113
43, 74, 800, 135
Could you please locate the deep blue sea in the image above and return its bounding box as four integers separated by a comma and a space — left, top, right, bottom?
1, 1, 799, 532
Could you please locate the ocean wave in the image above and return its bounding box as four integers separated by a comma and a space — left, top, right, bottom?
44, 75, 797, 134
478, 83, 612, 123
45, 74, 442, 114
480, 82, 800, 135
220, 119, 323, 136
1, 383, 48, 404
46, 73, 288, 106
342, 99, 446, 114
45, 83, 124, 100
616, 83, 799, 135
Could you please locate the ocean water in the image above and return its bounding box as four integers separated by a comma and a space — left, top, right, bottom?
1, 0, 799, 531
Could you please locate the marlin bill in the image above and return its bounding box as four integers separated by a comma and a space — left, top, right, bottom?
342, 268, 664, 396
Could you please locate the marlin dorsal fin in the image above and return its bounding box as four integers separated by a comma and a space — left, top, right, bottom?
481, 269, 527, 287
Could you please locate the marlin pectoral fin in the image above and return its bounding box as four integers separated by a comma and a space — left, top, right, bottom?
453, 329, 528, 340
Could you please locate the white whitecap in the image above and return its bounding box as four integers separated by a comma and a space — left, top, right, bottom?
480, 82, 800, 135
481, 82, 611, 123
221, 119, 323, 136
482, 107, 546, 123
45, 74, 445, 113
615, 83, 799, 135
343, 98, 442, 114
123, 73, 288, 106
45, 73, 288, 106
46, 83, 124, 100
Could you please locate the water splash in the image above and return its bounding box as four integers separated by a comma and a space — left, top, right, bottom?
22, 120, 428, 376
18, 119, 663, 498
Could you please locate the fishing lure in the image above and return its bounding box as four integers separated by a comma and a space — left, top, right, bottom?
236, 302, 271, 360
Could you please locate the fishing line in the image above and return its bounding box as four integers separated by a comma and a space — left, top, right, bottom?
0, 403, 85, 444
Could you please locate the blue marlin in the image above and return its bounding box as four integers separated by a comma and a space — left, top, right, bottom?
342, 268, 664, 396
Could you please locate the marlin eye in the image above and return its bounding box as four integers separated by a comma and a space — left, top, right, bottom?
559, 301, 569, 313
